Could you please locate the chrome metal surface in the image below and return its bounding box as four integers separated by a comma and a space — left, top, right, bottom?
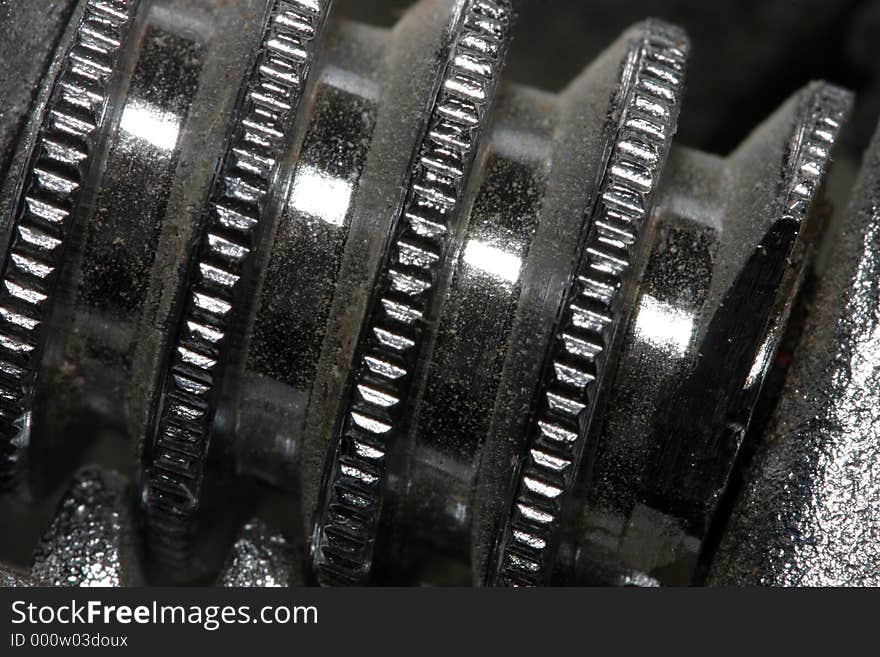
0, 564, 41, 587
0, 0, 139, 488
143, 0, 332, 578
0, 0, 873, 588
492, 20, 688, 587
709, 121, 880, 586
571, 83, 851, 585
311, 0, 517, 586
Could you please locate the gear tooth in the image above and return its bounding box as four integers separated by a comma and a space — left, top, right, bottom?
708, 111, 880, 587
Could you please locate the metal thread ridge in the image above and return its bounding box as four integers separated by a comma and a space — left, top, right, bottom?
493, 21, 689, 586
144, 0, 330, 568
0, 0, 139, 487
784, 84, 849, 225
312, 0, 516, 585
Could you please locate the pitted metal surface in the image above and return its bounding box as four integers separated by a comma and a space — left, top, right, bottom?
31, 466, 141, 586
0, 564, 42, 587
218, 519, 299, 587
0, 0, 878, 588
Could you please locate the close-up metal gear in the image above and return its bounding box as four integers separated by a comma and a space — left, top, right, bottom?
0, 0, 879, 587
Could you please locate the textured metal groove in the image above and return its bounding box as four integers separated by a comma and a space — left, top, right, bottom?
0, 0, 139, 488
144, 0, 331, 571
493, 21, 688, 586
312, 0, 516, 586
783, 86, 849, 223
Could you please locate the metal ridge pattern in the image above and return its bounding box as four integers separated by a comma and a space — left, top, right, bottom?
144, 0, 331, 570
0, 0, 139, 488
312, 0, 516, 586
493, 21, 689, 586
783, 83, 850, 225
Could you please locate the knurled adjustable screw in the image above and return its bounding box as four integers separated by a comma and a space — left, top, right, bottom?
0, 0, 855, 586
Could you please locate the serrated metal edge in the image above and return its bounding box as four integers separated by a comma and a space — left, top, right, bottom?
493, 20, 689, 586
143, 0, 332, 571
311, 0, 517, 586
0, 0, 140, 489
